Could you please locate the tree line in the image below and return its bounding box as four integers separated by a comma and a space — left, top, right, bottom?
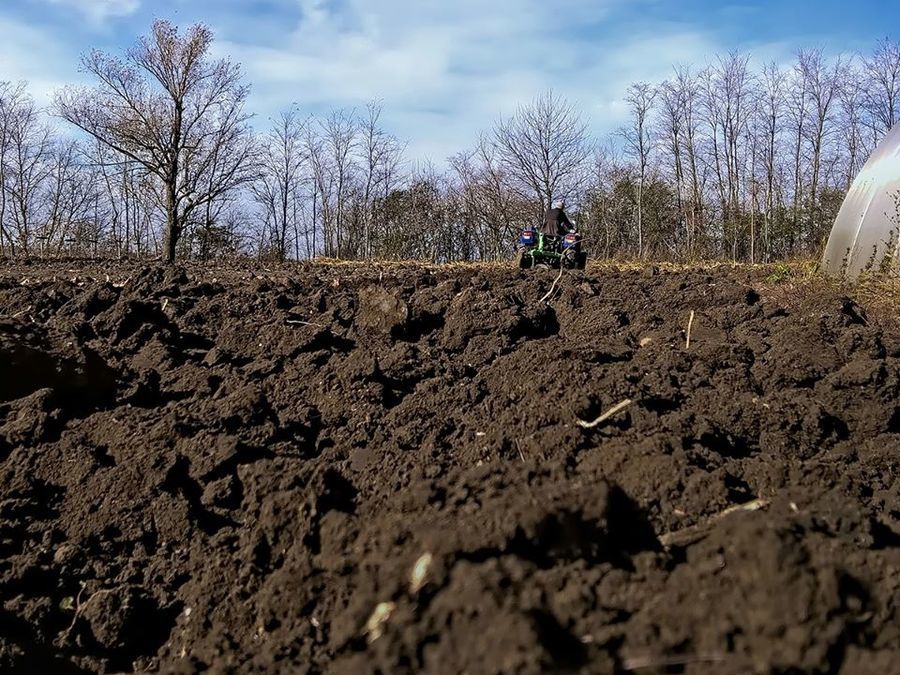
1, 20, 898, 263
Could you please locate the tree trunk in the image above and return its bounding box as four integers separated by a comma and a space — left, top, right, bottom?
163, 181, 179, 263
636, 176, 644, 259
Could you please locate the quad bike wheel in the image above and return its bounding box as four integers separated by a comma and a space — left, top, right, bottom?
515, 248, 533, 269
562, 249, 584, 270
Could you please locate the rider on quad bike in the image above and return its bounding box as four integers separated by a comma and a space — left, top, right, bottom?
542, 200, 574, 237
516, 200, 587, 270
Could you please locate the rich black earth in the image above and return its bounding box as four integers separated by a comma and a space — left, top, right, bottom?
1, 260, 898, 674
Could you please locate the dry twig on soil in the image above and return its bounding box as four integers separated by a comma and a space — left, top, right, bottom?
4, 305, 32, 319
576, 399, 634, 429
515, 439, 526, 462
539, 265, 566, 304
58, 582, 89, 645
659, 498, 770, 548
685, 310, 695, 349
622, 653, 727, 671
285, 319, 326, 328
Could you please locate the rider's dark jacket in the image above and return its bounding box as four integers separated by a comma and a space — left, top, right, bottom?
541, 207, 573, 236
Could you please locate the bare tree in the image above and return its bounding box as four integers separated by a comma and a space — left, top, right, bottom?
721, 54, 753, 244
583, 142, 631, 259
621, 82, 657, 257
838, 65, 871, 191
657, 78, 688, 257
493, 89, 589, 214
476, 135, 530, 258
0, 82, 29, 255
2, 86, 52, 255
328, 111, 358, 258
697, 54, 754, 259
757, 62, 787, 261
798, 49, 845, 247
43, 140, 100, 256
674, 67, 706, 257
253, 109, 307, 260
785, 60, 810, 250
88, 137, 161, 258
862, 38, 900, 137
55, 20, 255, 262
310, 110, 357, 258
358, 102, 405, 259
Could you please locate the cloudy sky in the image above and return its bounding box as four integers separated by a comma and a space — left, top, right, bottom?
0, 0, 897, 160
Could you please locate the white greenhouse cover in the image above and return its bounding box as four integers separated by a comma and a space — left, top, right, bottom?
823, 123, 900, 277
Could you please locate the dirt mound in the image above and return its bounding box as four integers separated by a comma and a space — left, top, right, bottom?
1, 261, 898, 673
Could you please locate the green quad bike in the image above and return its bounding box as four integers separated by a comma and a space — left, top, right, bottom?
515, 227, 587, 270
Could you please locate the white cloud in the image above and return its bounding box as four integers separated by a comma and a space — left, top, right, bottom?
0, 0, 797, 161
42, 0, 140, 23
216, 0, 762, 161
0, 17, 79, 106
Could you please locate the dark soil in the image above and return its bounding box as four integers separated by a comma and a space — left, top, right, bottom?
1, 260, 898, 674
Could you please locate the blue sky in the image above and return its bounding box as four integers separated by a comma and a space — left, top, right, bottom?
0, 0, 897, 160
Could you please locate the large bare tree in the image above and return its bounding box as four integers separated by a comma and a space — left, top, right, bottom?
55, 20, 255, 262
493, 89, 590, 214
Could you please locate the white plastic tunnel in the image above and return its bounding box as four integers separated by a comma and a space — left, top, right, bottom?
823, 123, 900, 278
